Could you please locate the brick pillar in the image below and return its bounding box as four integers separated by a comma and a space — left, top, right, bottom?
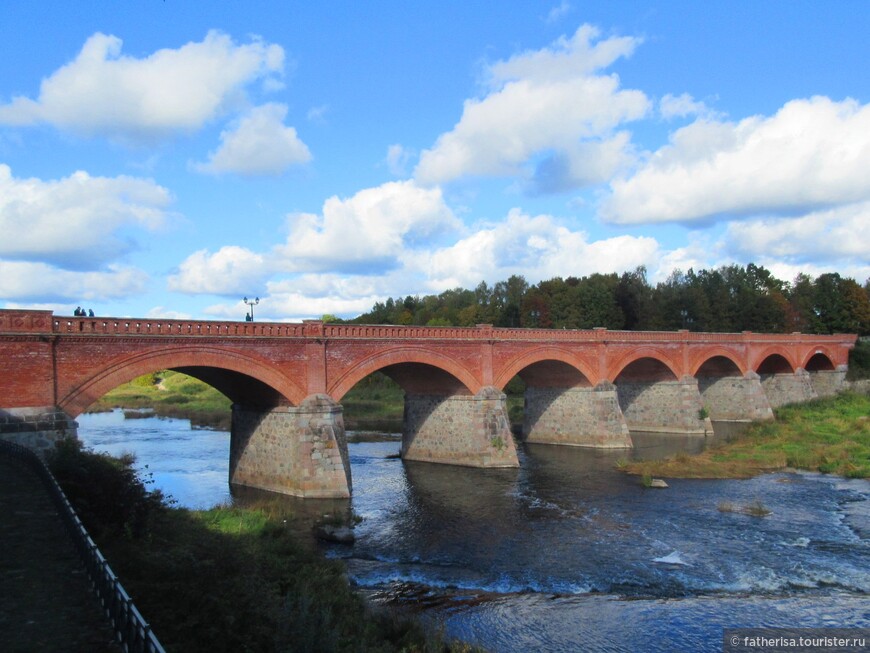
0, 407, 77, 456
522, 381, 632, 448
401, 386, 519, 468
761, 369, 817, 408
697, 371, 774, 422
230, 394, 351, 498
616, 376, 713, 435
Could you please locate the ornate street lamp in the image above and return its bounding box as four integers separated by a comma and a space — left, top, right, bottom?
243, 296, 260, 322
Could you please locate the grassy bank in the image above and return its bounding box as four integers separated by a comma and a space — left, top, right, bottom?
621, 391, 870, 480
47, 439, 476, 653
87, 370, 233, 429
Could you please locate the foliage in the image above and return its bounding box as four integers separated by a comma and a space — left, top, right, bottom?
47, 438, 167, 539
352, 264, 870, 337
622, 392, 870, 479
847, 340, 870, 380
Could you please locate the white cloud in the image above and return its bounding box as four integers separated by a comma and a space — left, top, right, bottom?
414, 25, 649, 189
194, 103, 311, 175
724, 201, 870, 264
602, 96, 870, 224
167, 246, 269, 295
0, 31, 284, 141
0, 261, 147, 302
546, 1, 572, 24
386, 144, 414, 177
278, 180, 461, 272
306, 104, 329, 123
145, 307, 193, 320
0, 164, 171, 270
659, 93, 711, 120
411, 208, 660, 290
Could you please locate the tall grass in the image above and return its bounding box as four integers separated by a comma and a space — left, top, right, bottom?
622, 392, 870, 480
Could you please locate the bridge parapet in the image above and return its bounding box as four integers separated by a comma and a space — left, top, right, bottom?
51, 316, 307, 338
26, 313, 855, 351
0, 310, 53, 334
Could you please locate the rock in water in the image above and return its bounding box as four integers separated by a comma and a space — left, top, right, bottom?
315, 524, 355, 544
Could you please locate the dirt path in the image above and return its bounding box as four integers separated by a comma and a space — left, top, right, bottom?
0, 455, 118, 652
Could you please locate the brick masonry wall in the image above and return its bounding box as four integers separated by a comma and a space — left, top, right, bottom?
523, 383, 632, 448
402, 387, 519, 467
230, 394, 351, 498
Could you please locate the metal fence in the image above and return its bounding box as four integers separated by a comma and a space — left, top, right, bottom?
0, 439, 166, 653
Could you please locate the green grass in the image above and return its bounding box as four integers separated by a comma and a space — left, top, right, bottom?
88, 370, 234, 428
622, 391, 870, 480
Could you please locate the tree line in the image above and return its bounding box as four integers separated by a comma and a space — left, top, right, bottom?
336, 264, 870, 335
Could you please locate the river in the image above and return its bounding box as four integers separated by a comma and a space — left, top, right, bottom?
77, 410, 869, 652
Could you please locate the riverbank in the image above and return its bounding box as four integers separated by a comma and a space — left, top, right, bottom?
621, 391, 870, 480
46, 439, 477, 653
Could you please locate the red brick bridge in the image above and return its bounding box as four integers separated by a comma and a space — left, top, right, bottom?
0, 309, 856, 498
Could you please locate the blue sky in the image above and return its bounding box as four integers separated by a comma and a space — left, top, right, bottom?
1, 1, 868, 321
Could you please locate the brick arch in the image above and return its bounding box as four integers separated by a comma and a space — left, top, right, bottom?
690, 348, 747, 377
59, 346, 307, 417
802, 347, 838, 370
494, 347, 599, 390
608, 347, 681, 381
328, 347, 479, 401
751, 346, 798, 374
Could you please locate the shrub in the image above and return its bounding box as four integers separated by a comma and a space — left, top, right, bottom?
47, 438, 167, 539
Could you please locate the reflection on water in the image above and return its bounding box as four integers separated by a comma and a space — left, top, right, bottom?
77, 411, 869, 652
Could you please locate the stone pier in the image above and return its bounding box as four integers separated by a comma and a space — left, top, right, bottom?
522, 382, 632, 448
401, 386, 519, 467
0, 406, 77, 456
616, 376, 713, 435
761, 370, 817, 408
808, 369, 848, 398
229, 394, 351, 498
697, 372, 774, 422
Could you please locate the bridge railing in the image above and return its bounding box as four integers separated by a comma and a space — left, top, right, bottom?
0, 439, 166, 653
52, 317, 306, 337
0, 309, 856, 347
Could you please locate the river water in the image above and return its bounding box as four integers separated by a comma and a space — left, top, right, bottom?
77, 410, 869, 652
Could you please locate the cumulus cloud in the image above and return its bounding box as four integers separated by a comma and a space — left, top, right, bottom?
193, 103, 311, 175
0, 164, 171, 270
411, 208, 660, 290
724, 201, 870, 265
602, 96, 870, 224
277, 180, 461, 273
0, 261, 147, 302
0, 31, 284, 141
414, 25, 649, 190
167, 246, 270, 295
201, 272, 394, 321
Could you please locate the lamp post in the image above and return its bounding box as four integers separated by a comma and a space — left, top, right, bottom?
243, 296, 260, 322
